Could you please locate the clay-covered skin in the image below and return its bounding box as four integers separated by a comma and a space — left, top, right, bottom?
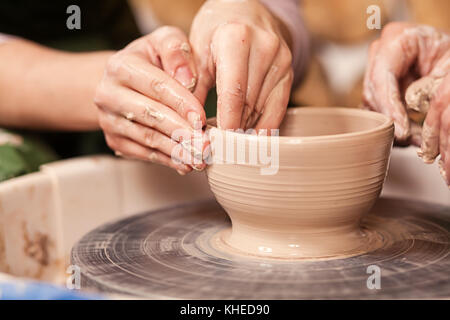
94, 26, 207, 175
363, 23, 450, 185
189, 0, 295, 130
206, 107, 394, 259
363, 23, 449, 141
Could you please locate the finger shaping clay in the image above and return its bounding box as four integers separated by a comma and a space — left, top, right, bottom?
206, 107, 394, 259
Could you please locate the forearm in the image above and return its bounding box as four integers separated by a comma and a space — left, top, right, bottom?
0, 39, 113, 130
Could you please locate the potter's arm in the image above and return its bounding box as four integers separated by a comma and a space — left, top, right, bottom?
0, 37, 111, 130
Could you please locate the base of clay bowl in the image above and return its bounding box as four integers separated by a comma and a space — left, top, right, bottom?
211, 225, 385, 260
206, 107, 394, 260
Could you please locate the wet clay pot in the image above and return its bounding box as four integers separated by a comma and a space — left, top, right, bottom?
206, 107, 394, 259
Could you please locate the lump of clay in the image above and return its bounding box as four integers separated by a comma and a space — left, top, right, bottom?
405, 76, 442, 114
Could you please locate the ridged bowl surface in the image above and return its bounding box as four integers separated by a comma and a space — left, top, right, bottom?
206, 107, 394, 259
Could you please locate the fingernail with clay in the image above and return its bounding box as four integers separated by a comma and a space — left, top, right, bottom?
174, 66, 196, 91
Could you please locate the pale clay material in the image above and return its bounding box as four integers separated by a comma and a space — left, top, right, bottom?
206, 107, 395, 259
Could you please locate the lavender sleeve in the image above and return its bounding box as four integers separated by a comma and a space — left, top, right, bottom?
259, 0, 310, 86
0, 34, 15, 44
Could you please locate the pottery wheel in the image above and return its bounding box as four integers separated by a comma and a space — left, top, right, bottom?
71, 197, 450, 299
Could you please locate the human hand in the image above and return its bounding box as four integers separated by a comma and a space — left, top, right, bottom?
94, 26, 207, 174
363, 22, 450, 185
189, 0, 294, 130
427, 73, 450, 185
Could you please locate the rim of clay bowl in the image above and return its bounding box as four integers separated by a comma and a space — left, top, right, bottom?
207, 107, 393, 144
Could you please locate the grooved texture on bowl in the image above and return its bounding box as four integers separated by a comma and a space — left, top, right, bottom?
206, 107, 394, 259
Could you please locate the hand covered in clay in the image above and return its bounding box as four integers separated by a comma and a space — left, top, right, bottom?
189, 0, 294, 130
431, 74, 450, 185
363, 22, 450, 185
94, 27, 207, 175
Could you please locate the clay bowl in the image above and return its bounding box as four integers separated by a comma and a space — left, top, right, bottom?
206, 107, 394, 260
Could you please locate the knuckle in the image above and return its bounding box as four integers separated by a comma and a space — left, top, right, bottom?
277, 45, 293, 72
224, 85, 245, 101
93, 84, 108, 107
152, 26, 187, 48
382, 22, 398, 34
105, 135, 119, 150
148, 77, 165, 96
261, 32, 280, 54
144, 129, 157, 147
105, 53, 126, 77
123, 38, 143, 52
381, 22, 409, 38
280, 44, 293, 65
156, 25, 181, 37
219, 87, 245, 112
173, 95, 186, 113
286, 69, 294, 83
165, 39, 185, 53
215, 23, 250, 42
